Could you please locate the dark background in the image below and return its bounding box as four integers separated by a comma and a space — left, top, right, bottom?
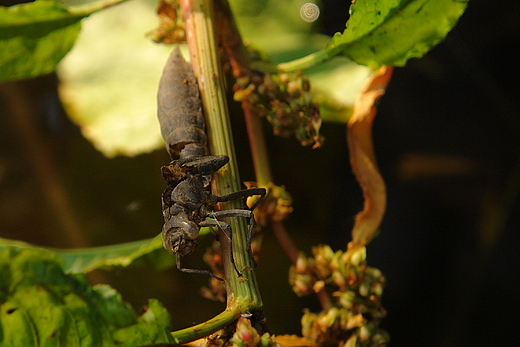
1, 0, 519, 346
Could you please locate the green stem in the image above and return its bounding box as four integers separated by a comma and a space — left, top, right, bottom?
170, 308, 240, 344
208, 0, 303, 271
181, 0, 262, 311
277, 49, 330, 72
210, 0, 272, 186
66, 0, 129, 16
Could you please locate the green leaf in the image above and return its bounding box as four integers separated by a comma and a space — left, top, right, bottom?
0, 0, 83, 82
0, 226, 212, 274
0, 234, 173, 274
0, 247, 174, 346
0, 0, 129, 82
112, 298, 174, 345
326, 0, 470, 67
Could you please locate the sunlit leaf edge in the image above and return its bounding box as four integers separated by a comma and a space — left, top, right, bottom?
325, 0, 470, 67
0, 234, 166, 274
0, 226, 214, 274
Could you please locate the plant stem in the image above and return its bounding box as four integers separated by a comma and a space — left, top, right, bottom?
66, 0, 129, 16
170, 307, 240, 344
270, 220, 299, 265
211, 0, 272, 185
181, 0, 262, 311
243, 107, 272, 186
277, 49, 330, 72
210, 0, 302, 268
213, 0, 251, 78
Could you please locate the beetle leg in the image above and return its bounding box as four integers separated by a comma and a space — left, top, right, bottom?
200, 218, 241, 277
176, 253, 224, 281
213, 188, 266, 210
209, 209, 259, 270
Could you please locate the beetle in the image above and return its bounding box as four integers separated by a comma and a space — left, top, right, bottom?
158, 48, 266, 280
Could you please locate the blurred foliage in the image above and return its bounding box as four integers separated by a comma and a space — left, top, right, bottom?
0, 247, 174, 346
57, 0, 172, 157
0, 0, 82, 82
0, 0, 130, 82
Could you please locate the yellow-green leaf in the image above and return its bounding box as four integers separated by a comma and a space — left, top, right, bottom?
57, 0, 173, 157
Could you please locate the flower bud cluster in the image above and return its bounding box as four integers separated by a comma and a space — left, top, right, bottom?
149, 0, 186, 44
301, 308, 389, 347
289, 245, 388, 346
230, 317, 281, 347
234, 71, 323, 148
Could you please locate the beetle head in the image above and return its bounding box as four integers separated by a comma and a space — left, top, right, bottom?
162, 220, 200, 256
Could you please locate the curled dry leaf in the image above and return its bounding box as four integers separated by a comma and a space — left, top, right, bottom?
275, 335, 319, 347
347, 66, 393, 254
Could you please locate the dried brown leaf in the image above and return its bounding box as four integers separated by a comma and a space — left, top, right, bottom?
275, 335, 319, 347
347, 66, 393, 252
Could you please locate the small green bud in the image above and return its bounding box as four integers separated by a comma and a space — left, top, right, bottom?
346, 313, 364, 330
230, 317, 260, 347
260, 333, 278, 347
344, 335, 357, 347
322, 245, 335, 260
332, 270, 347, 288
348, 265, 358, 285
372, 282, 383, 297
358, 325, 370, 342
370, 267, 382, 280
334, 290, 356, 309
346, 246, 366, 266
313, 280, 325, 293
359, 282, 370, 297
330, 251, 342, 271
301, 310, 318, 338
320, 307, 339, 328
295, 254, 309, 274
